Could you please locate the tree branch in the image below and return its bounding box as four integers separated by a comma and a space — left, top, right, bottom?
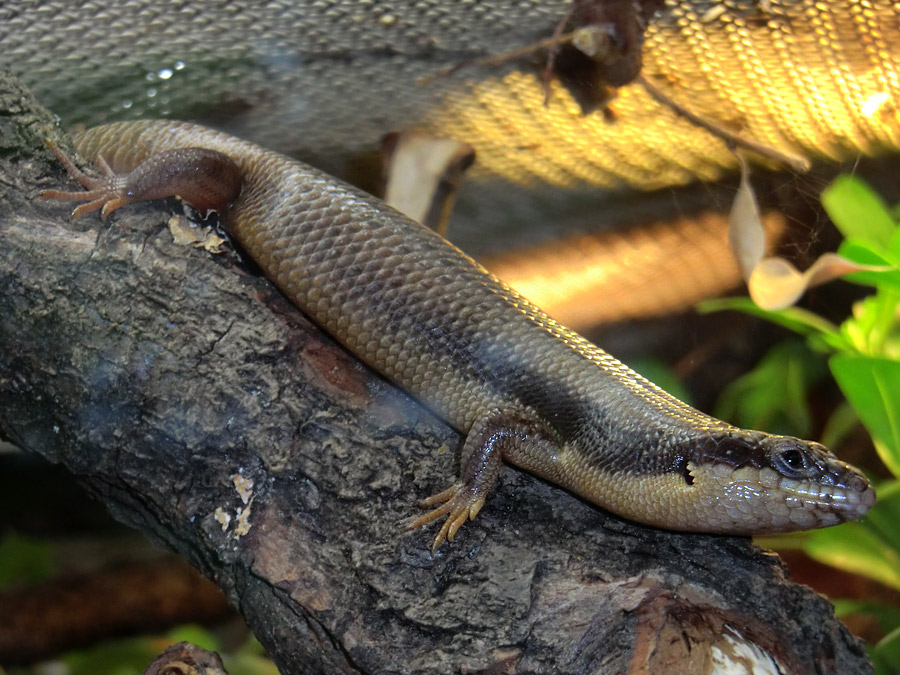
0, 70, 871, 674
0, 558, 231, 663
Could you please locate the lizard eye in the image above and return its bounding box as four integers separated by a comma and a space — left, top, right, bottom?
771, 445, 812, 478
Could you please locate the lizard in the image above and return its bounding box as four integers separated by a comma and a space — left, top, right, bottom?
40, 120, 876, 552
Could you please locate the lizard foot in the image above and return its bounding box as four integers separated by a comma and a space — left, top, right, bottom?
406, 484, 485, 554
39, 140, 128, 218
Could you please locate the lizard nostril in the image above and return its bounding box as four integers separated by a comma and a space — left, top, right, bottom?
847, 472, 870, 493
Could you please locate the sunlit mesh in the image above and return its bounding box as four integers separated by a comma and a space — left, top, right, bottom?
3, 0, 898, 192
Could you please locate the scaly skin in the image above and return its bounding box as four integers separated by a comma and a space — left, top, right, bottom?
41, 120, 875, 551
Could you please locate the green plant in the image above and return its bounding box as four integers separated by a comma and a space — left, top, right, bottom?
701, 174, 900, 672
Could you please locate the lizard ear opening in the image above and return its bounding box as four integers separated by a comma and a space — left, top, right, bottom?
677, 457, 695, 486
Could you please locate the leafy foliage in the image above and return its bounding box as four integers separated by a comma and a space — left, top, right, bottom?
702, 174, 900, 672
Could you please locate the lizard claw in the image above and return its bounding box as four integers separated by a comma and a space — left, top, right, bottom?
39, 140, 127, 219
406, 484, 486, 554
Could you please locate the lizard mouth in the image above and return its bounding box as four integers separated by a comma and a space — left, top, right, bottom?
681, 461, 876, 534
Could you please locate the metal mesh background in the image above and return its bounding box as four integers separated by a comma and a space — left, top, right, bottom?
4, 0, 898, 176
3, 0, 899, 246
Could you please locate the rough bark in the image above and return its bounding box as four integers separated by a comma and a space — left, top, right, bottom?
0, 71, 873, 675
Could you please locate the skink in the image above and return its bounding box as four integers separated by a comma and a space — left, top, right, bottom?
41, 120, 875, 551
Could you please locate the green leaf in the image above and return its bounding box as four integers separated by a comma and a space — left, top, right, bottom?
864, 481, 900, 558
753, 531, 809, 551
803, 482, 900, 592
837, 239, 900, 291
822, 175, 896, 250
840, 239, 897, 266
217, 634, 280, 675
804, 523, 900, 592
697, 298, 845, 346
875, 439, 900, 485
64, 637, 160, 675
167, 624, 221, 653
832, 599, 900, 634
872, 626, 900, 675
821, 400, 860, 450
714, 341, 824, 437
830, 354, 900, 477
805, 524, 900, 590
225, 653, 282, 675
839, 291, 900, 357
0, 533, 54, 587
62, 631, 277, 675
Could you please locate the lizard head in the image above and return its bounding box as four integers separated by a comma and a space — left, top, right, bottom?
678, 431, 876, 534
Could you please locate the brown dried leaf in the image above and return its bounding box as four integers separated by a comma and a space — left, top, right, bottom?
748, 253, 868, 310
728, 157, 766, 280
381, 131, 474, 234
729, 159, 884, 310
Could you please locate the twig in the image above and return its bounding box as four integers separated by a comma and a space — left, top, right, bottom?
418, 32, 577, 87
542, 5, 577, 104
637, 74, 810, 171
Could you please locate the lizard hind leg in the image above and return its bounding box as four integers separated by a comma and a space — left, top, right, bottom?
406, 408, 559, 554
40, 140, 243, 219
